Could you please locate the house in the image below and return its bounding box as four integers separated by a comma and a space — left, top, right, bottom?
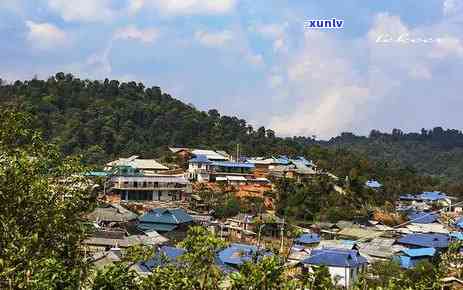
294, 233, 321, 248
365, 180, 382, 189
217, 243, 272, 269
110, 174, 191, 202
106, 155, 169, 175
397, 191, 452, 212
85, 203, 138, 226
407, 211, 439, 224
301, 248, 368, 288
83, 228, 168, 253
210, 161, 255, 180
358, 238, 404, 262
133, 246, 186, 275
187, 154, 212, 182
137, 208, 193, 233
397, 233, 449, 249
395, 247, 436, 269
187, 153, 253, 182
337, 227, 380, 241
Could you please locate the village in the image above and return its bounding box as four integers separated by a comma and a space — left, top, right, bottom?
82, 147, 463, 289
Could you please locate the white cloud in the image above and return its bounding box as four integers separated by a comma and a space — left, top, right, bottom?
268, 74, 283, 88
269, 30, 370, 138
195, 30, 233, 47
25, 20, 67, 50
443, 0, 463, 17
133, 0, 236, 16
430, 36, 463, 58
251, 23, 288, 53
409, 65, 432, 80
128, 0, 145, 15
114, 25, 160, 44
245, 52, 264, 66
47, 0, 114, 22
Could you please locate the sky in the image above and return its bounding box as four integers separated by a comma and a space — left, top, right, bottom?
1, 0, 462, 139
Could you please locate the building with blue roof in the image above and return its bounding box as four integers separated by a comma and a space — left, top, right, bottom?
365, 180, 382, 189
454, 218, 463, 230
217, 243, 272, 268
294, 233, 321, 247
137, 208, 193, 233
418, 191, 448, 201
397, 233, 449, 249
449, 232, 463, 241
395, 247, 436, 269
407, 211, 439, 224
134, 246, 186, 274
187, 154, 212, 182
301, 248, 368, 288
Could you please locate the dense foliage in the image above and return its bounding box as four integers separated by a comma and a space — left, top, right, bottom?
327, 129, 463, 182
0, 110, 95, 288
0, 73, 317, 165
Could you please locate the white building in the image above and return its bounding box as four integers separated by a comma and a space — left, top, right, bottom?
106, 155, 169, 175
302, 248, 368, 288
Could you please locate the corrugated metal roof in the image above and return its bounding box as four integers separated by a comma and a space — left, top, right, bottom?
189, 154, 211, 163
107, 156, 169, 170
111, 174, 188, 184
419, 191, 448, 201
192, 150, 229, 161
138, 223, 177, 232
397, 233, 449, 248
141, 246, 186, 271
218, 243, 272, 266
365, 180, 382, 188
226, 176, 247, 181
402, 247, 436, 257
407, 212, 438, 224
450, 232, 463, 240
302, 248, 368, 268
211, 161, 255, 169
295, 233, 321, 245
138, 208, 193, 225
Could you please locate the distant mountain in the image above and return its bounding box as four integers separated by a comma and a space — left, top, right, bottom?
324, 130, 463, 181
1, 72, 462, 182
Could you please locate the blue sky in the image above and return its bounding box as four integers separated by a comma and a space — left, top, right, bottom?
1, 0, 462, 139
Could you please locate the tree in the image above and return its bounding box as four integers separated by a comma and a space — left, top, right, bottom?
178, 226, 226, 290
0, 109, 95, 288
228, 256, 296, 290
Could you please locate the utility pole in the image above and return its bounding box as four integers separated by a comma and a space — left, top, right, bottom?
280, 216, 285, 253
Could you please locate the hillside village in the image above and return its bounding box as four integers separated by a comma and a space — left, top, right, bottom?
82, 147, 463, 289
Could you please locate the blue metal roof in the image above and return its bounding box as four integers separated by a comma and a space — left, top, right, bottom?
294, 156, 314, 166
189, 154, 211, 164
211, 161, 255, 169
85, 171, 110, 177
395, 255, 426, 269
218, 243, 272, 266
142, 246, 186, 270
275, 156, 290, 165
399, 194, 418, 201
295, 233, 321, 245
365, 180, 382, 188
138, 223, 178, 232
418, 191, 448, 201
302, 248, 367, 268
402, 247, 436, 257
397, 233, 449, 249
138, 208, 193, 225
407, 211, 438, 224
450, 232, 463, 240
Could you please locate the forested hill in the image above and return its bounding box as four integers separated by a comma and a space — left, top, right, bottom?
1, 72, 462, 182
325, 130, 463, 181
0, 73, 315, 164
